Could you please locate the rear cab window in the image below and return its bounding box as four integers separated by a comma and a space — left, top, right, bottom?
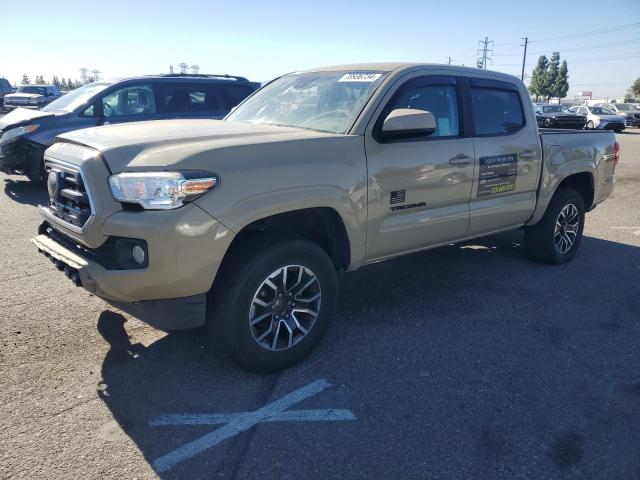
470, 79, 525, 136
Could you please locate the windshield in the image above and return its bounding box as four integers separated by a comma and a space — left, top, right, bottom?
42, 82, 111, 112
226, 71, 388, 134
17, 86, 47, 95
614, 103, 635, 111
590, 107, 615, 115
542, 105, 569, 113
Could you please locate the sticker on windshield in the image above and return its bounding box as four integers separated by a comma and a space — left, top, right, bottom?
338, 73, 382, 82
477, 154, 518, 197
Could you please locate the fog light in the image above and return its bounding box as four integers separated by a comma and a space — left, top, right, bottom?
132, 245, 146, 265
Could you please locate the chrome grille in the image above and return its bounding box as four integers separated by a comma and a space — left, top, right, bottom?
44, 159, 94, 230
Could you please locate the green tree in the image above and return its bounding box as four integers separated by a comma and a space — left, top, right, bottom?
60, 78, 68, 90
554, 60, 569, 101
547, 52, 560, 101
52, 75, 60, 88
528, 55, 550, 102
630, 77, 640, 98
21, 74, 30, 85
35, 75, 45, 85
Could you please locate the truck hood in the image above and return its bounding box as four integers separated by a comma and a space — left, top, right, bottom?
56, 119, 340, 173
0, 107, 56, 130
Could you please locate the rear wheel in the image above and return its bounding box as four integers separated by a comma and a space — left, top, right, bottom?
207, 237, 337, 373
585, 120, 594, 129
525, 187, 585, 265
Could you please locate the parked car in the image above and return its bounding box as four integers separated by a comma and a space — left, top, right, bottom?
0, 78, 15, 111
534, 103, 587, 129
569, 105, 625, 132
0, 74, 259, 181
32, 63, 618, 372
593, 103, 640, 128
4, 85, 61, 111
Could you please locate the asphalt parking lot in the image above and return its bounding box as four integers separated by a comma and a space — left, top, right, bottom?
1, 127, 639, 479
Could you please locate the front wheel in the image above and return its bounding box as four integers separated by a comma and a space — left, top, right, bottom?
585, 120, 594, 130
525, 187, 585, 265
207, 237, 337, 373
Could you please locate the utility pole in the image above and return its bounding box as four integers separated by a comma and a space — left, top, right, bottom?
446, 56, 452, 65
521, 37, 528, 81
477, 37, 494, 69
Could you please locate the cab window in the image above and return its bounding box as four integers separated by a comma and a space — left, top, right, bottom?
471, 87, 524, 135
102, 85, 156, 117
382, 81, 460, 138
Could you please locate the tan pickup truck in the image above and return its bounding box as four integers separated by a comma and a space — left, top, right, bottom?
32, 63, 619, 372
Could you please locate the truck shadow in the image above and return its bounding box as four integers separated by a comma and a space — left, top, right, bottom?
97, 231, 640, 479
3, 177, 48, 206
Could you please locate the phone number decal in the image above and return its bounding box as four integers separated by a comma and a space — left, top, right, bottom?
477, 153, 518, 197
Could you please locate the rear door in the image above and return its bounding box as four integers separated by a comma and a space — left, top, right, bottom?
156, 82, 227, 119
217, 83, 257, 117
364, 73, 475, 261
466, 77, 541, 236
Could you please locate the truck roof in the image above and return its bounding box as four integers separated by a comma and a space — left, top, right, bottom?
298, 62, 521, 82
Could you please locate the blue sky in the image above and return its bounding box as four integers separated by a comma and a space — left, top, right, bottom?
1, 0, 639, 99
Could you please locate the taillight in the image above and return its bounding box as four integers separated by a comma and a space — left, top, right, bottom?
614, 141, 620, 165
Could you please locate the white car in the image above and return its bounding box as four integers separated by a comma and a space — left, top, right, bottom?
570, 105, 626, 133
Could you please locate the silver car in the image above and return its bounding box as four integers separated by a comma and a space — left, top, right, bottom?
571, 105, 626, 133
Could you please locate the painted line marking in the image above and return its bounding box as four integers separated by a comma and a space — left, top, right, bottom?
150, 378, 354, 472
610, 227, 640, 236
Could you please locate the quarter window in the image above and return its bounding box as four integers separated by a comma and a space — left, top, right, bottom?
471, 88, 524, 135
102, 85, 156, 117
384, 83, 459, 137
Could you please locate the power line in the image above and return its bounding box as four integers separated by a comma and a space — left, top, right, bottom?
520, 37, 528, 81
492, 53, 640, 68
477, 37, 494, 69
528, 21, 640, 44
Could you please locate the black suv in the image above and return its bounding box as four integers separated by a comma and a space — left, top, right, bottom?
0, 74, 260, 181
0, 78, 15, 111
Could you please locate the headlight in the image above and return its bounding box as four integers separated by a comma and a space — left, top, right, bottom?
0, 124, 39, 144
108, 171, 218, 210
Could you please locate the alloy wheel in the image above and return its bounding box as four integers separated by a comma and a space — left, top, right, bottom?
554, 203, 580, 254
249, 265, 321, 351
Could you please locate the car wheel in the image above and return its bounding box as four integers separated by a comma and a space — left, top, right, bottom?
543, 118, 552, 127
525, 187, 585, 265
207, 236, 337, 373
586, 120, 594, 129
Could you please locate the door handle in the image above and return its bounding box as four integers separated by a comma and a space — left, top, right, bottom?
519, 150, 537, 159
449, 154, 472, 166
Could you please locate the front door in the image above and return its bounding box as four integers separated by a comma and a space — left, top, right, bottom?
365, 75, 474, 261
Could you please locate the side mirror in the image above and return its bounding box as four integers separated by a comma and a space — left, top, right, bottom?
380, 108, 436, 139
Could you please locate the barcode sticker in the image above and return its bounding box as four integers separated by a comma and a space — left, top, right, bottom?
338, 73, 382, 82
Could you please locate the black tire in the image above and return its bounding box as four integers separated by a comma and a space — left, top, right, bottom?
586, 120, 594, 130
525, 187, 585, 265
207, 236, 337, 373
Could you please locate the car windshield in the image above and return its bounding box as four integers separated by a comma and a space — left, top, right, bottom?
42, 82, 112, 112
17, 86, 47, 95
226, 71, 388, 134
614, 103, 635, 111
590, 107, 615, 115
542, 105, 569, 113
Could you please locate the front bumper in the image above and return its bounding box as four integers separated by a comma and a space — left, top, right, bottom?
32, 203, 235, 330
624, 117, 640, 127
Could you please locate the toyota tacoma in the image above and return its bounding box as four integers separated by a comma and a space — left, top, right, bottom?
32, 63, 618, 372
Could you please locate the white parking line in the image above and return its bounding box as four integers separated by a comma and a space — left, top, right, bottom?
611, 226, 640, 236
150, 378, 355, 472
